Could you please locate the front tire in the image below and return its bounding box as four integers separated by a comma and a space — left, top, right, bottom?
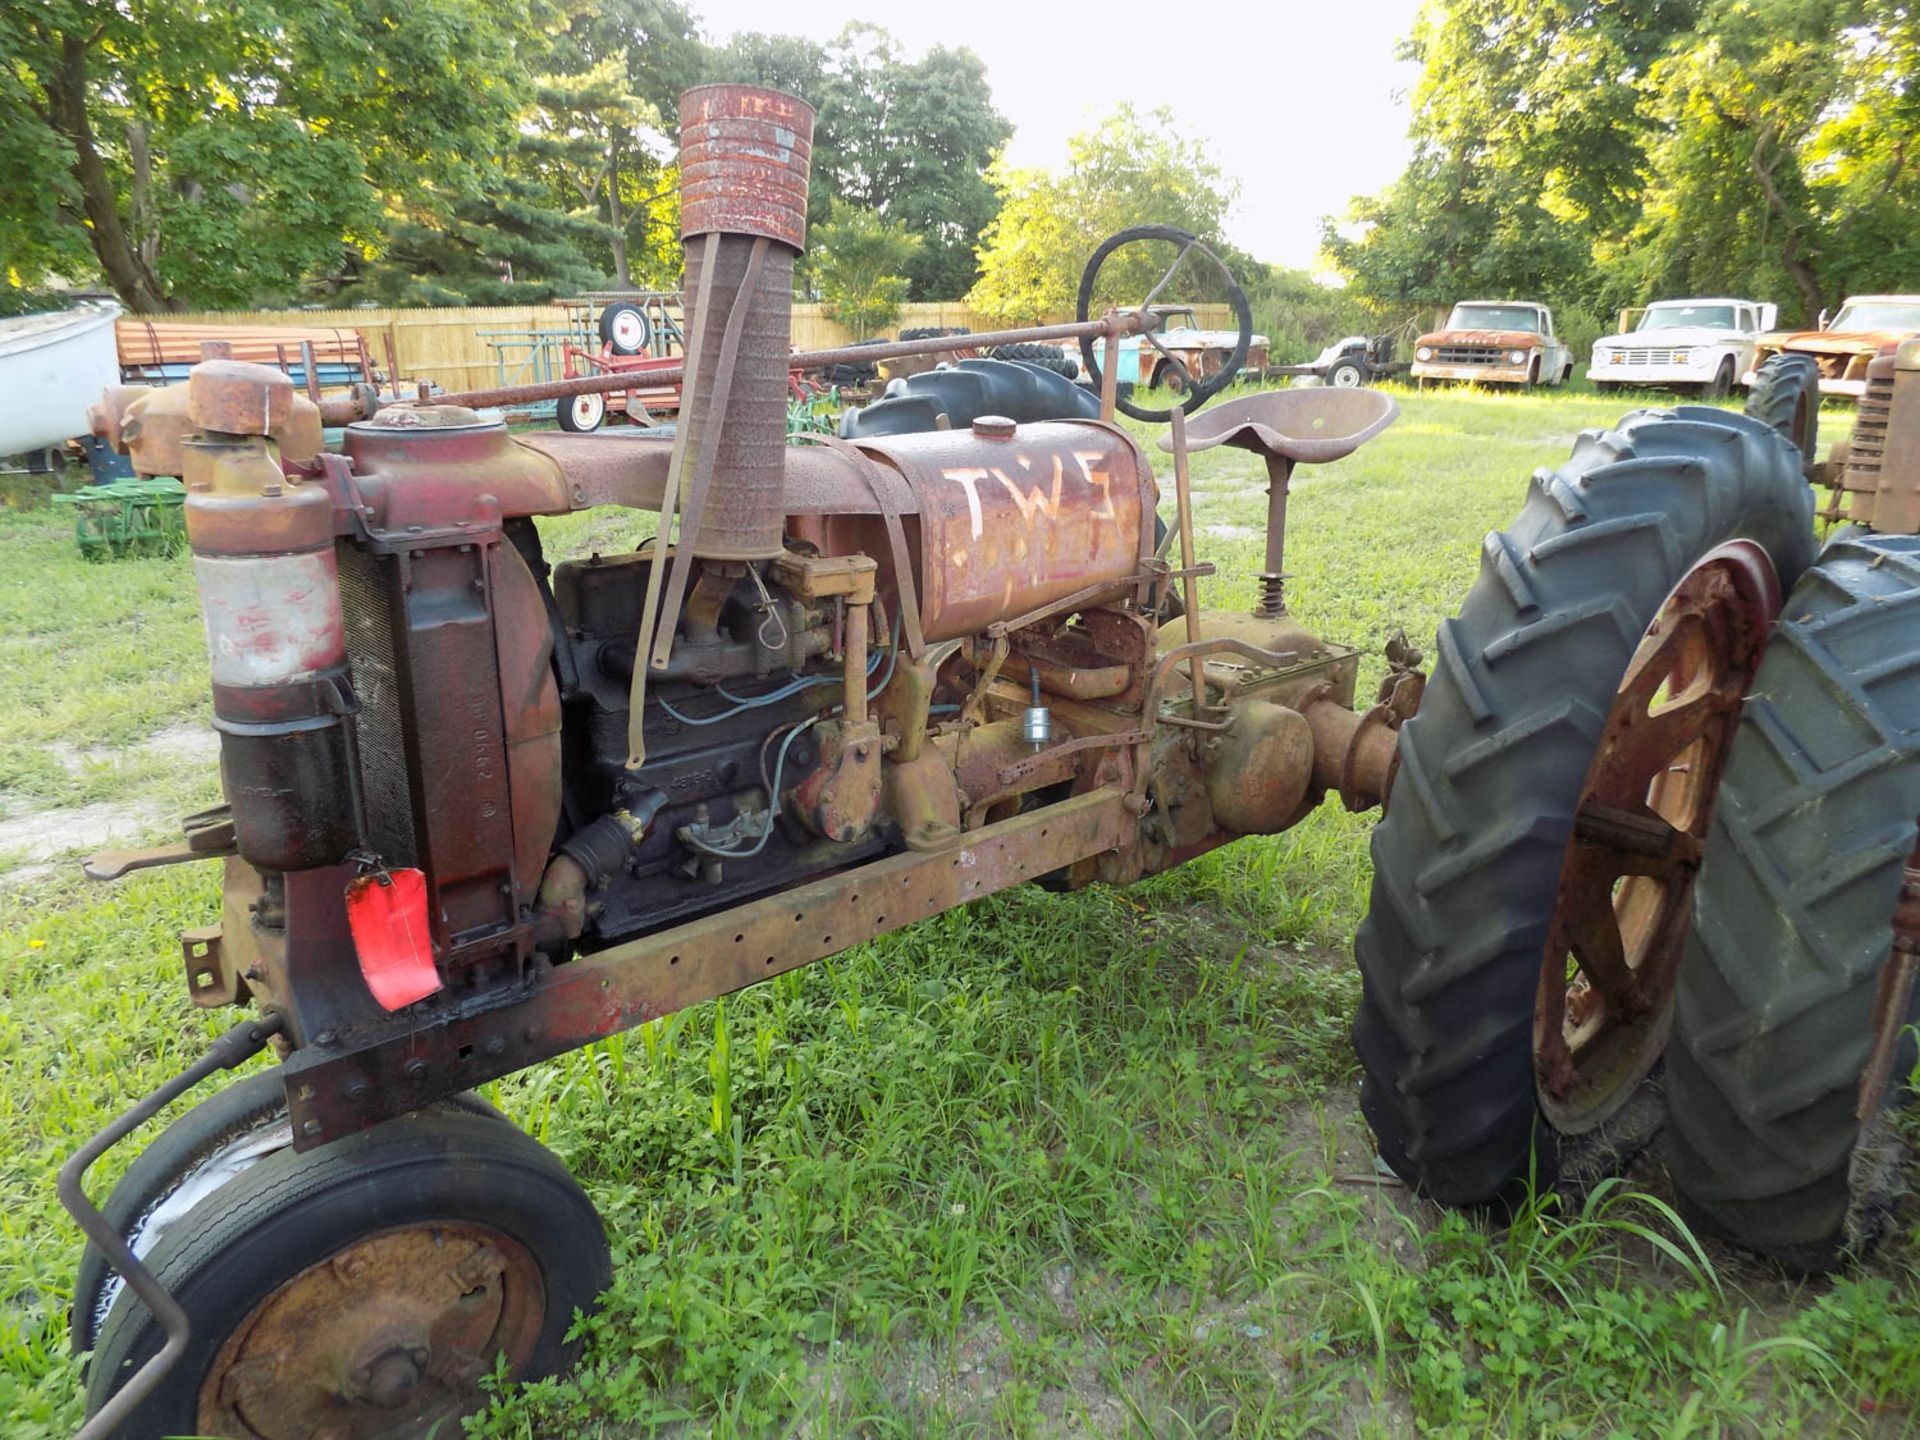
87, 1109, 610, 1440
70, 1072, 503, 1355
1354, 407, 1816, 1206
1667, 533, 1920, 1271
1327, 358, 1366, 389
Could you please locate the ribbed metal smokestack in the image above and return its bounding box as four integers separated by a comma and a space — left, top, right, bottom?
676, 84, 814, 561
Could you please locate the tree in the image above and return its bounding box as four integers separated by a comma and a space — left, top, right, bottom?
524, 55, 663, 288
808, 199, 921, 338
967, 106, 1238, 325
1325, 0, 1697, 316
0, 0, 564, 311
1628, 0, 1920, 322
705, 24, 1008, 298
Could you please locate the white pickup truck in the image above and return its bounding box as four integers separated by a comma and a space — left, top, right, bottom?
1590, 298, 1776, 398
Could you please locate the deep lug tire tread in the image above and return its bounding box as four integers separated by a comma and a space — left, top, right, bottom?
1354, 405, 1816, 1206
1743, 353, 1822, 477
1666, 532, 1920, 1270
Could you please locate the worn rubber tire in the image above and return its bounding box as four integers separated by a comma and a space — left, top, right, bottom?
986, 342, 1077, 379
1666, 533, 1920, 1271
1354, 406, 1817, 1207
556, 390, 607, 432
70, 1072, 502, 1354
87, 1108, 609, 1438
1744, 354, 1822, 478
599, 301, 649, 356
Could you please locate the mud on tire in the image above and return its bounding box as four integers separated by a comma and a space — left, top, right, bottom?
1353, 406, 1816, 1207
1666, 532, 1920, 1271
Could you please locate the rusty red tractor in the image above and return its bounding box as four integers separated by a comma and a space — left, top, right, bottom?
62, 84, 1891, 1440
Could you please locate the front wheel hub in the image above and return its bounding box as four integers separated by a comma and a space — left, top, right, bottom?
1534, 540, 1781, 1133
200, 1224, 544, 1440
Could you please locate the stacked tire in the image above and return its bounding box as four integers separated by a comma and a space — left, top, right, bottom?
1354, 404, 1815, 1206
1663, 351, 1920, 1272
985, 342, 1078, 380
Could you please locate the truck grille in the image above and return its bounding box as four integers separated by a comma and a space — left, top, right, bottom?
1612, 347, 1683, 366
1846, 372, 1894, 485
1434, 346, 1502, 365
336, 544, 419, 865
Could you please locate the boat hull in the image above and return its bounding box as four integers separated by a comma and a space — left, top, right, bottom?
0, 303, 121, 457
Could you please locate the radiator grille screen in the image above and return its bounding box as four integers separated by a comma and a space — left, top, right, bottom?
1847, 373, 1894, 486
336, 543, 419, 865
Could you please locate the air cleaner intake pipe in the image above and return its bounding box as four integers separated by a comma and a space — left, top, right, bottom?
676, 83, 814, 561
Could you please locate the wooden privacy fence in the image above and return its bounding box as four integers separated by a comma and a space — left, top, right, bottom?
163, 301, 1234, 393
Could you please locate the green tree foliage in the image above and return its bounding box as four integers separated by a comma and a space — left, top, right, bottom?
968, 106, 1238, 325
1326, 0, 1696, 318
807, 199, 921, 338
0, 0, 570, 312
0, 6, 1010, 310
1335, 0, 1920, 328
1628, 0, 1920, 321
704, 25, 1009, 298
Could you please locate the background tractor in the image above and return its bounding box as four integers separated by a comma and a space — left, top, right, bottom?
57, 83, 1844, 1440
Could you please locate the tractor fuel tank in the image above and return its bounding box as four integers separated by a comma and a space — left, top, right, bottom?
849, 418, 1152, 642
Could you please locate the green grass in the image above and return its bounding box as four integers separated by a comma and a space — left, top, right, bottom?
3, 384, 1915, 1437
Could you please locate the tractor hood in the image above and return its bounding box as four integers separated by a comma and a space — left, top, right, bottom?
1765, 328, 1914, 356
1416, 328, 1544, 349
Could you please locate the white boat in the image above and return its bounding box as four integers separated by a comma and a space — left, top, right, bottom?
0, 301, 121, 457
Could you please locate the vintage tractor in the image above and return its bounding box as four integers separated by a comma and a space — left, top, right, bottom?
62, 85, 1824, 1438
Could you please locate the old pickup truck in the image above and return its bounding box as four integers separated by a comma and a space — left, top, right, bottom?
1590, 298, 1776, 398
1411, 300, 1573, 388
1107, 304, 1271, 393
1745, 294, 1920, 398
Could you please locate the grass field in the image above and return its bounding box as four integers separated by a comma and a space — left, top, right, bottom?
2, 383, 1917, 1437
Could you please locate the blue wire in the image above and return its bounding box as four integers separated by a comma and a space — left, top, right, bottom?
682, 716, 819, 859
657, 604, 902, 725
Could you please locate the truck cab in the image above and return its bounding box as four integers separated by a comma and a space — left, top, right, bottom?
1411, 301, 1572, 388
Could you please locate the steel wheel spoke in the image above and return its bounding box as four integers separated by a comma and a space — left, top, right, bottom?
1536, 546, 1782, 1128
1140, 241, 1195, 313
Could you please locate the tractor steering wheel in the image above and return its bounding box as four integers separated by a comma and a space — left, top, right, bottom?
1077, 224, 1253, 424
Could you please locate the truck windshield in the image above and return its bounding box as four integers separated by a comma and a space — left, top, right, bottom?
1446, 304, 1542, 333
1829, 300, 1920, 332
1640, 305, 1736, 330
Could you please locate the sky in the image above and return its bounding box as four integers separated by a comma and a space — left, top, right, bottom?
690, 0, 1427, 272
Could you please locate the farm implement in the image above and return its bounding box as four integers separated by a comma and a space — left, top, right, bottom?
56, 82, 1910, 1440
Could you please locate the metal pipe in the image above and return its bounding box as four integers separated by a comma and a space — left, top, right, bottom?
407, 313, 1154, 415
60, 1013, 285, 1440
1167, 407, 1208, 715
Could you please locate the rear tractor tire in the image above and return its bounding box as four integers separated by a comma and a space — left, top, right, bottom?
85, 1106, 609, 1440
1354, 406, 1816, 1207
1744, 354, 1822, 479
1667, 532, 1920, 1271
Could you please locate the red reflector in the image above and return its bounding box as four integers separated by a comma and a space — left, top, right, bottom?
346, 868, 442, 1011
